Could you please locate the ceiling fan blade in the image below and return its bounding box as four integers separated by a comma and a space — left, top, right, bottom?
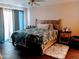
34, 2, 40, 6
34, 0, 45, 2
28, 0, 45, 6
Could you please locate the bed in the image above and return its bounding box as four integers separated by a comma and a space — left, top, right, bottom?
11, 19, 61, 53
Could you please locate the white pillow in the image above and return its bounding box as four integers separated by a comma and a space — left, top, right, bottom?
37, 24, 49, 29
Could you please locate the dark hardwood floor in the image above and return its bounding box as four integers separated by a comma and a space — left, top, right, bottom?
0, 41, 79, 59
66, 48, 79, 59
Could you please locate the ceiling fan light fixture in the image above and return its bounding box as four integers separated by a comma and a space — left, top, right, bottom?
28, 0, 41, 6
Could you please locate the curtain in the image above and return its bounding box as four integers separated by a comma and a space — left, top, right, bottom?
0, 8, 4, 43
3, 8, 13, 41
12, 10, 24, 31
0, 8, 24, 42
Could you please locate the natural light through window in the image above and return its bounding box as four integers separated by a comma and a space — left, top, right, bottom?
3, 9, 13, 41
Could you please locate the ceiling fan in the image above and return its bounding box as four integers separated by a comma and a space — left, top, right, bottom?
28, 0, 45, 6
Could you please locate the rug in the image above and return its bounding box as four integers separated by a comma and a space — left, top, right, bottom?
44, 43, 69, 59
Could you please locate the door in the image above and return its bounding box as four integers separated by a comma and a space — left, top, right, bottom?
19, 11, 24, 30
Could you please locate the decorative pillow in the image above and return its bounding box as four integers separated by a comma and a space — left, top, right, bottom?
43, 32, 49, 41
37, 24, 49, 29
26, 25, 36, 29
53, 24, 60, 30
49, 30, 54, 40
48, 24, 53, 30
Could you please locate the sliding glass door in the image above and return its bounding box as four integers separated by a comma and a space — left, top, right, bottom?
13, 10, 24, 31
3, 9, 24, 41
3, 9, 13, 41
19, 11, 24, 30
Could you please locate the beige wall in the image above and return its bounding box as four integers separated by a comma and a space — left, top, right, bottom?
31, 2, 79, 36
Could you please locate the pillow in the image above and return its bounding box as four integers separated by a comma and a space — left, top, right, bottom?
37, 24, 49, 29
43, 32, 49, 44
49, 30, 54, 40
53, 24, 60, 30
26, 25, 36, 29
48, 24, 53, 30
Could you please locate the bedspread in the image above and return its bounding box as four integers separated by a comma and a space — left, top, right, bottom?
11, 28, 58, 48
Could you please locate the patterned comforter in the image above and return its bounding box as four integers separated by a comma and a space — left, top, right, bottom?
11, 28, 58, 48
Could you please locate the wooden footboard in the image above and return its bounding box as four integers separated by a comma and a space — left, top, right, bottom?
43, 39, 57, 52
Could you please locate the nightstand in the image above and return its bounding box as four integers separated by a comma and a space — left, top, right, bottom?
59, 31, 72, 45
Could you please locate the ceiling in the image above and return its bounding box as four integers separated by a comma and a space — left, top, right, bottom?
0, 0, 79, 8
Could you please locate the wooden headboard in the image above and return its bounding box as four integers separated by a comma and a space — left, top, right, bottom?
35, 19, 62, 30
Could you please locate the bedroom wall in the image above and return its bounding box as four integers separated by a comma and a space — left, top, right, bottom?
31, 2, 79, 36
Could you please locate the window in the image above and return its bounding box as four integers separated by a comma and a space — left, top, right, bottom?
13, 10, 24, 31
3, 9, 24, 41
3, 9, 13, 41
19, 11, 24, 30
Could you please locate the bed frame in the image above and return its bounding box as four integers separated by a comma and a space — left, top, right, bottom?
36, 19, 61, 52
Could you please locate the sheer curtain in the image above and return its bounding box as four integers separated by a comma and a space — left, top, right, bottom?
3, 9, 13, 41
